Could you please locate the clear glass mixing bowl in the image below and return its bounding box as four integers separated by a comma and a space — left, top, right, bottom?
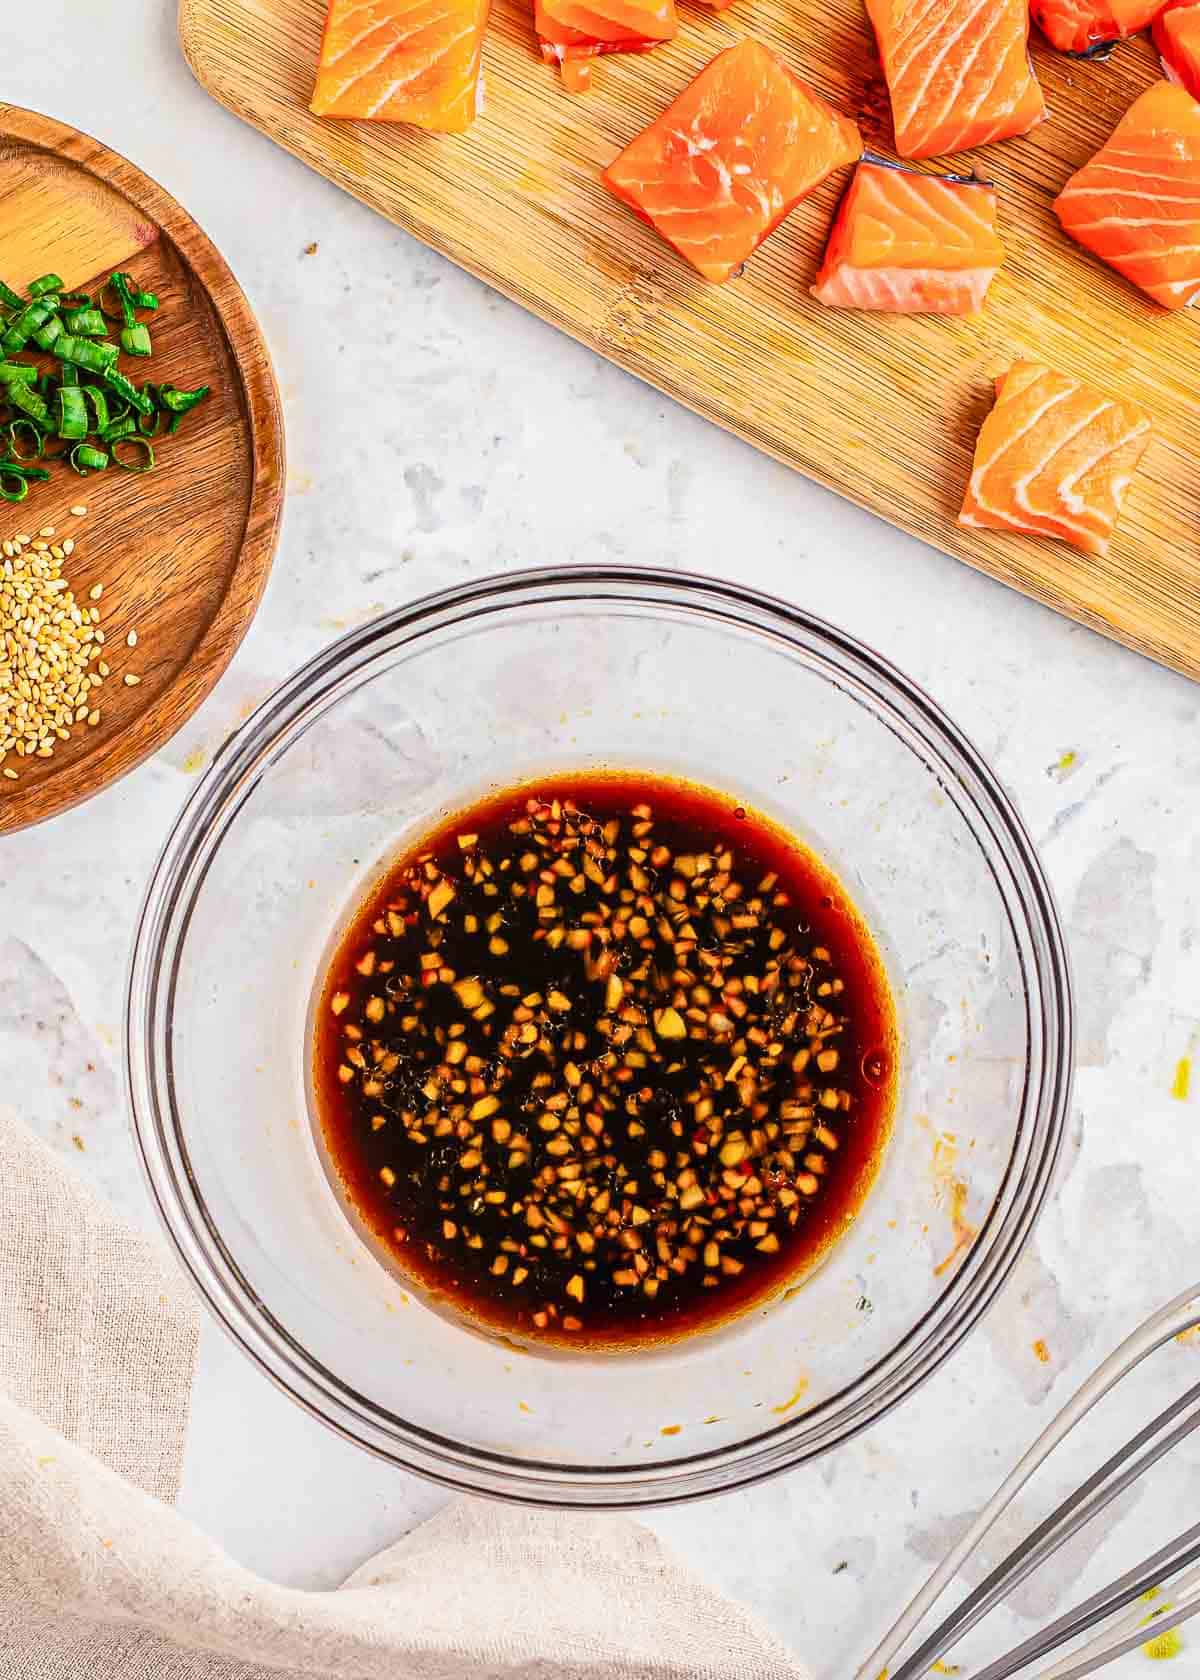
126, 567, 1072, 1505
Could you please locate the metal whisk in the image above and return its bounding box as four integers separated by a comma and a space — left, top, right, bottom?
857, 1284, 1200, 1680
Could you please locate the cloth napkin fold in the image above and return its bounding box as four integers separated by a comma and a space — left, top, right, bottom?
0, 1108, 809, 1680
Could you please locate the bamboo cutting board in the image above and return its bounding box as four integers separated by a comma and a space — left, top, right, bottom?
0, 107, 283, 833
181, 0, 1200, 680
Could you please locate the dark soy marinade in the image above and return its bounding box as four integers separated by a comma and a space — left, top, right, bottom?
314, 773, 897, 1350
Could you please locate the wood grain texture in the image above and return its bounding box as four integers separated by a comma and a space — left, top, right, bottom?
0, 106, 284, 834
181, 0, 1200, 679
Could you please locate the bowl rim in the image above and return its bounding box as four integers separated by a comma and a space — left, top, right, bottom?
125, 564, 1074, 1507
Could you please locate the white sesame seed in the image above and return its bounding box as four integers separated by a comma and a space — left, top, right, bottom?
38, 528, 54, 539
89, 584, 103, 601
0, 529, 100, 781
62, 538, 75, 555
124, 673, 141, 686
69, 506, 87, 518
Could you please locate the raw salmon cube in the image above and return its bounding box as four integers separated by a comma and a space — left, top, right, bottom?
812, 160, 1003, 313
1156, 1, 1200, 99
536, 0, 676, 93
1055, 80, 1200, 310
601, 40, 862, 284
310, 0, 489, 131
866, 0, 1045, 159
960, 362, 1152, 556
1033, 0, 1164, 56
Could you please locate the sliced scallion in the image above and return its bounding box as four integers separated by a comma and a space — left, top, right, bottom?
28, 274, 64, 298
0, 362, 38, 387
0, 279, 23, 312
82, 387, 110, 432
8, 418, 46, 459
31, 313, 63, 351
112, 435, 155, 472
158, 383, 210, 417
8, 381, 51, 428
122, 322, 152, 356
57, 386, 89, 440
2, 300, 57, 356
101, 415, 137, 444
0, 460, 50, 502
69, 443, 109, 475
62, 306, 109, 338
55, 335, 120, 375
109, 273, 153, 359
102, 367, 154, 416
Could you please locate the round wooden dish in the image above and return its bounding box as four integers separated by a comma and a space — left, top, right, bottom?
0, 105, 284, 834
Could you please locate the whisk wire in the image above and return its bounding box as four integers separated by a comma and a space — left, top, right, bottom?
857, 1285, 1200, 1680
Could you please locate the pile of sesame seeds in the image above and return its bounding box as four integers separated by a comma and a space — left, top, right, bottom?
0, 511, 141, 784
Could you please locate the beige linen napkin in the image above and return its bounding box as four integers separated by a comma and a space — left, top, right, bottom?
0, 1108, 809, 1680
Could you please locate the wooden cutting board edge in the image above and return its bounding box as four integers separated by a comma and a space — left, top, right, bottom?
0, 103, 286, 831
177, 4, 1200, 688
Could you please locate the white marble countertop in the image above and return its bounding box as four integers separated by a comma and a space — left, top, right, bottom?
4, 6, 1200, 1675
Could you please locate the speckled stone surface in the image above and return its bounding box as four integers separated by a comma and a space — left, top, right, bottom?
4, 8, 1200, 1675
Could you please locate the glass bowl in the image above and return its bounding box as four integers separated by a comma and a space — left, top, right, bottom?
126, 567, 1073, 1506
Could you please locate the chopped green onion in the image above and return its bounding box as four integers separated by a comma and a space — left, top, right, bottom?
109, 273, 153, 360
2, 300, 57, 356
55, 335, 120, 374
121, 322, 152, 357
82, 386, 110, 432
158, 383, 210, 416
69, 443, 109, 475
62, 306, 108, 338
112, 436, 155, 472
101, 415, 137, 444
57, 386, 89, 440
8, 381, 51, 428
8, 418, 46, 459
32, 313, 63, 351
0, 458, 50, 494
2, 267, 209, 502
102, 367, 154, 416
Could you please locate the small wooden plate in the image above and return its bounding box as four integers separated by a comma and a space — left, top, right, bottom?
0, 105, 284, 833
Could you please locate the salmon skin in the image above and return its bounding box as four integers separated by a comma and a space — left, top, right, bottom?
1031, 0, 1166, 55
536, 0, 675, 92
309, 0, 488, 128
1155, 1, 1200, 96
1055, 80, 1200, 309
812, 159, 1003, 312
960, 362, 1152, 556
602, 40, 862, 283
865, 0, 1046, 159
